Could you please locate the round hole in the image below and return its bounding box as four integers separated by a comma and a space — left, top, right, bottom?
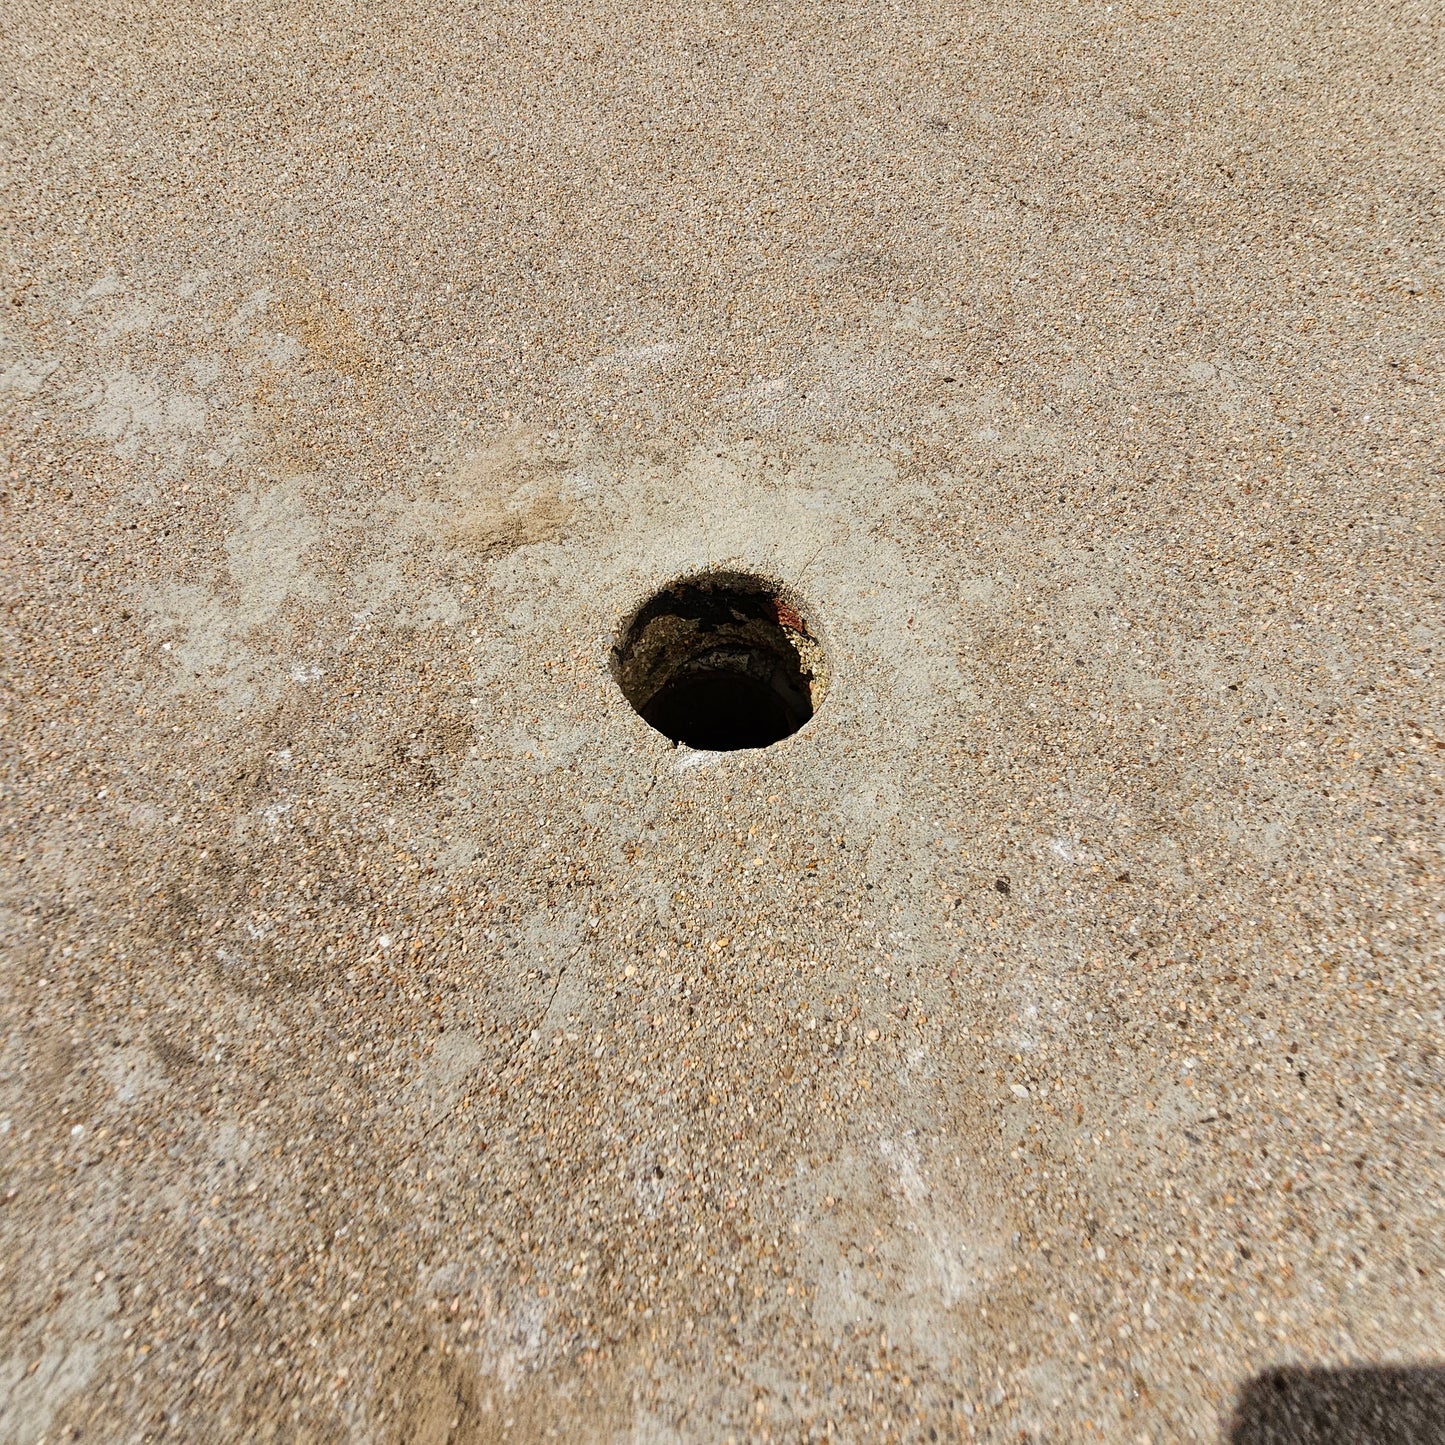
613, 572, 829, 752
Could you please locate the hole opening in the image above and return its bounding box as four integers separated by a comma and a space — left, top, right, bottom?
613, 571, 829, 752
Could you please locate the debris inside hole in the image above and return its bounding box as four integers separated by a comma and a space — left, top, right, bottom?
613, 572, 828, 752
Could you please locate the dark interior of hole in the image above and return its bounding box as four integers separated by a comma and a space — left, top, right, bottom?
642, 667, 804, 752
617, 576, 819, 752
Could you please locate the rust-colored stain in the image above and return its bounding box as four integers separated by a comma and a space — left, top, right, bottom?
772, 600, 807, 635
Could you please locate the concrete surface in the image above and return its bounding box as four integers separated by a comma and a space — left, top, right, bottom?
1, 0, 1442, 1439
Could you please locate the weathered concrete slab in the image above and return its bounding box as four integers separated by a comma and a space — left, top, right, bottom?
2, 0, 1441, 1438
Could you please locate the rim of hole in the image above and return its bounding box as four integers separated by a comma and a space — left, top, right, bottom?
611, 570, 830, 752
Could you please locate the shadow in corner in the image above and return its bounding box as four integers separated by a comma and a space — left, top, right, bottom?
1230, 1366, 1445, 1445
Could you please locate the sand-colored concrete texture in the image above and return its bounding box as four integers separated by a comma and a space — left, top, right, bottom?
2, 0, 1442, 1438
